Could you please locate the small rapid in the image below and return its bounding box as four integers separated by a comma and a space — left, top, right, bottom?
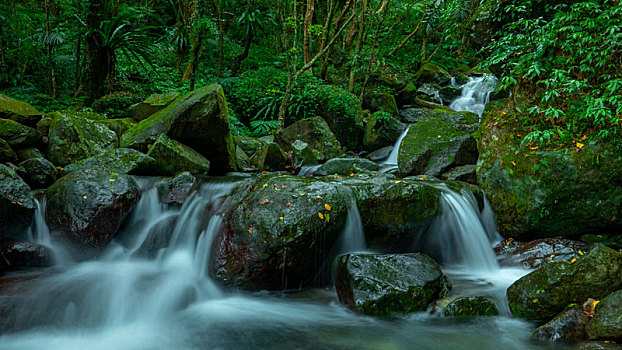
449, 75, 497, 118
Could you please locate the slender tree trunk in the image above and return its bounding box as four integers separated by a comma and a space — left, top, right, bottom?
74, 0, 83, 95
85, 0, 107, 104
387, 0, 426, 56
320, 0, 354, 80
359, 0, 390, 100
348, 0, 367, 92
216, 1, 225, 77
302, 0, 315, 69
44, 0, 57, 98
231, 30, 253, 77
189, 33, 202, 90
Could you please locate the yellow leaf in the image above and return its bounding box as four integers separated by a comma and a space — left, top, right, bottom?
318, 212, 324, 220
576, 142, 584, 149
350, 173, 355, 177
248, 227, 253, 233
262, 184, 268, 188
315, 195, 322, 199
578, 250, 584, 255
570, 258, 577, 264
580, 135, 587, 141
394, 180, 401, 184
83, 196, 87, 199
550, 254, 555, 258
511, 161, 516, 166
109, 179, 116, 182
324, 203, 331, 211
279, 216, 284, 220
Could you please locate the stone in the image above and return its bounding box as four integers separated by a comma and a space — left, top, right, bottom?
0, 241, 51, 270
442, 164, 477, 184
532, 305, 588, 342
274, 117, 344, 163
0, 119, 41, 149
366, 146, 394, 162
314, 158, 380, 176
363, 112, 406, 151
414, 63, 452, 85
0, 95, 42, 126
17, 157, 57, 188
250, 142, 288, 171
16, 147, 44, 161
495, 238, 590, 268
291, 139, 319, 167
400, 107, 431, 123
156, 172, 199, 204
146, 134, 210, 176
587, 289, 622, 340
362, 90, 399, 118
234, 136, 266, 157
441, 296, 499, 317
130, 91, 181, 121
396, 82, 418, 108
0, 138, 18, 163
0, 164, 36, 239
439, 84, 463, 103
417, 83, 443, 105
62, 148, 159, 176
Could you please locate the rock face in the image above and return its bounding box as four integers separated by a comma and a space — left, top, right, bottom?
146, 134, 210, 176
0, 241, 51, 270
363, 112, 406, 151
587, 290, 622, 340
46, 168, 141, 248
333, 253, 449, 316
398, 110, 479, 177
507, 245, 622, 322
442, 164, 477, 184
47, 110, 117, 166
17, 157, 57, 188
0, 95, 42, 126
441, 296, 499, 317
477, 98, 622, 238
16, 147, 44, 161
495, 238, 590, 268
274, 117, 344, 163
0, 138, 18, 163
156, 172, 198, 204
121, 84, 237, 174
62, 148, 158, 176
532, 305, 588, 342
0, 164, 36, 239
314, 158, 380, 176
130, 91, 181, 121
0, 119, 41, 149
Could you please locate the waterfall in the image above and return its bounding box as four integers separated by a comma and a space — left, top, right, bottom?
449, 75, 497, 118
298, 164, 321, 176
339, 201, 367, 254
381, 124, 411, 169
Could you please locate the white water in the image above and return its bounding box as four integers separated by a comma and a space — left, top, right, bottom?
449, 75, 497, 118
298, 164, 321, 176
379, 125, 412, 173
339, 201, 367, 253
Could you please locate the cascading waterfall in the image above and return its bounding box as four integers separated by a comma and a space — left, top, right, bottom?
449, 75, 498, 118
339, 200, 367, 254
298, 164, 321, 176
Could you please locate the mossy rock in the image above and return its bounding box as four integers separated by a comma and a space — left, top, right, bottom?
17, 157, 57, 188
0, 95, 42, 127
275, 117, 344, 163
291, 139, 319, 167
46, 168, 141, 248
0, 164, 36, 239
0, 119, 41, 149
234, 136, 266, 158
333, 253, 449, 316
16, 147, 44, 162
0, 138, 18, 163
314, 158, 380, 176
395, 81, 418, 108
36, 117, 52, 138
362, 90, 399, 119
442, 164, 477, 184
414, 63, 451, 85
99, 118, 134, 139
507, 245, 622, 323
121, 84, 237, 174
146, 134, 210, 176
62, 148, 159, 176
46, 110, 117, 166
250, 142, 287, 171
532, 305, 588, 342
156, 172, 199, 204
441, 296, 499, 318
586, 289, 622, 340
363, 111, 406, 151
130, 91, 181, 121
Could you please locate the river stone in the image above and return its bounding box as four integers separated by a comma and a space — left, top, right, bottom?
17, 157, 57, 188
0, 95, 42, 127
417, 83, 443, 104
495, 238, 590, 268
439, 84, 463, 103
0, 119, 41, 149
250, 142, 288, 171
362, 90, 399, 118
442, 164, 477, 184
507, 245, 622, 322
441, 296, 499, 318
532, 305, 588, 342
396, 82, 418, 108
274, 117, 344, 162
0, 164, 36, 239
46, 110, 117, 166
366, 146, 393, 162
121, 84, 237, 174
236, 146, 251, 168
333, 253, 449, 316
0, 241, 51, 270
399, 107, 431, 123
414, 63, 451, 85
146, 134, 210, 176
291, 139, 319, 167
587, 289, 622, 340
16, 147, 44, 161
36, 117, 52, 138
0, 138, 18, 163
156, 172, 199, 204
46, 168, 141, 248
130, 91, 181, 121
363, 112, 406, 151
99, 118, 134, 139
234, 136, 266, 157
62, 148, 159, 176
314, 158, 380, 176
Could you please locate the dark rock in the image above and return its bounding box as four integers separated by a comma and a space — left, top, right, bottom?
362, 90, 399, 118
16, 147, 44, 161
0, 95, 42, 127
0, 119, 41, 149
441, 296, 499, 317
414, 63, 452, 85
532, 305, 588, 342
442, 164, 477, 184
439, 85, 463, 103
234, 136, 266, 157
399, 108, 431, 123
36, 117, 52, 139
507, 245, 622, 322
396, 82, 418, 108
130, 91, 181, 121
146, 134, 210, 176
63, 147, 159, 176
275, 117, 344, 163
417, 83, 443, 104
495, 238, 590, 268
156, 172, 199, 204
587, 289, 622, 340
315, 158, 380, 176
250, 142, 288, 171
99, 118, 134, 139
0, 241, 51, 270
291, 139, 319, 167
0, 138, 18, 163
363, 112, 406, 151
366, 146, 394, 162
333, 253, 449, 316
17, 157, 57, 188
46, 168, 141, 248
0, 164, 36, 239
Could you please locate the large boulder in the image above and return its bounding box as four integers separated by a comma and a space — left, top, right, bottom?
291, 140, 319, 167
414, 63, 451, 85
314, 158, 380, 176
362, 90, 399, 118
130, 91, 181, 121
0, 165, 36, 239
120, 84, 237, 174
396, 82, 418, 108
477, 99, 622, 238
0, 95, 42, 127
586, 289, 622, 340
274, 117, 344, 163
398, 110, 479, 177
62, 147, 159, 176
363, 112, 406, 151
17, 157, 57, 188
333, 253, 449, 316
532, 305, 588, 342
250, 142, 288, 171
46, 168, 141, 248
507, 245, 622, 322
234, 136, 266, 157
146, 134, 210, 176
441, 296, 499, 318
0, 241, 51, 271
46, 110, 117, 166
156, 172, 198, 204
0, 138, 18, 163
495, 238, 590, 268
16, 147, 44, 161
0, 119, 41, 149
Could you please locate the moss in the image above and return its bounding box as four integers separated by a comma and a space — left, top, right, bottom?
0, 94, 42, 126
0, 119, 41, 148
146, 134, 210, 175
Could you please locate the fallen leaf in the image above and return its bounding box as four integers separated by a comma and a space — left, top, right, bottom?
324, 203, 331, 211
248, 227, 253, 233
511, 161, 516, 166
279, 216, 284, 220
261, 171, 269, 174
262, 184, 268, 188
260, 199, 269, 204
576, 142, 584, 149
109, 179, 116, 182
318, 212, 324, 220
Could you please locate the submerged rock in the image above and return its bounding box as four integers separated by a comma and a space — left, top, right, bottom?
156, 172, 199, 204
587, 289, 622, 340
0, 164, 36, 239
495, 238, 590, 268
507, 245, 622, 322
63, 147, 158, 176
0, 95, 42, 127
441, 296, 499, 318
274, 117, 343, 162
46, 168, 141, 248
532, 305, 588, 342
333, 253, 449, 316
314, 158, 380, 176
17, 157, 57, 188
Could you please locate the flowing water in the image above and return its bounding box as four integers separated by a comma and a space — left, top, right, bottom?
449, 75, 498, 118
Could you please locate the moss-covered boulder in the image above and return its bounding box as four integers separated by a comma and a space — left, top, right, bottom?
17, 157, 57, 188
396, 82, 418, 108
120, 84, 237, 174
362, 90, 399, 118
130, 91, 181, 121
36, 117, 52, 138
314, 158, 380, 176
156, 172, 199, 204
0, 95, 42, 127
442, 164, 477, 184
16, 147, 43, 161
507, 245, 622, 322
333, 253, 449, 316
495, 238, 590, 268
275, 117, 344, 162
234, 136, 266, 157
532, 305, 588, 342
477, 99, 622, 238
0, 164, 36, 239
399, 107, 431, 123
250, 142, 288, 171
62, 148, 159, 176
46, 110, 117, 166
0, 119, 41, 149
439, 84, 463, 103
398, 111, 479, 177
364, 111, 406, 151
0, 138, 18, 163
441, 296, 499, 318
291, 139, 319, 167
586, 290, 622, 340
414, 63, 451, 85
146, 134, 210, 176
46, 168, 141, 248
99, 118, 134, 140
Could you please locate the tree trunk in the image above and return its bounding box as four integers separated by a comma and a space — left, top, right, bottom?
231, 30, 253, 77
85, 0, 107, 104
320, 0, 355, 80
44, 0, 57, 99
348, 0, 367, 92
302, 0, 315, 69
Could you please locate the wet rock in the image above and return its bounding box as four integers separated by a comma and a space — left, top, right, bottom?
0, 119, 41, 149
0, 95, 42, 127
291, 140, 319, 167
146, 134, 210, 176
0, 164, 36, 239
121, 84, 237, 174
314, 158, 380, 176
439, 85, 463, 103
417, 83, 443, 104
99, 118, 134, 139
236, 146, 251, 168
414, 63, 452, 85
333, 253, 449, 316
130, 91, 181, 121
587, 289, 622, 340
507, 245, 622, 322
362, 90, 399, 118
441, 296, 498, 318
46, 168, 141, 248
495, 238, 590, 268
63, 147, 159, 176
532, 305, 588, 342
363, 112, 406, 151
0, 241, 51, 270
16, 147, 44, 161
17, 157, 57, 188
274, 117, 344, 163
442, 164, 477, 184
0, 138, 18, 163
36, 117, 52, 139
250, 142, 288, 171
46, 110, 117, 166
576, 342, 622, 350
234, 136, 266, 157
396, 82, 418, 108
156, 172, 199, 204
366, 146, 393, 162
399, 107, 430, 123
